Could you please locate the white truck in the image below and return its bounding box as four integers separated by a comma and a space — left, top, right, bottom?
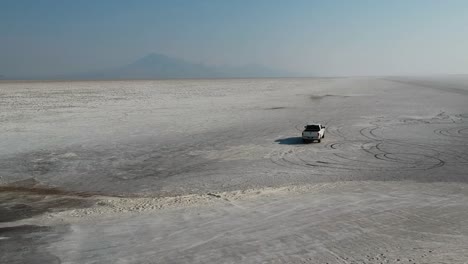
302, 124, 325, 143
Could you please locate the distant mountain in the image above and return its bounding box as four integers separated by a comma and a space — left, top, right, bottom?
61, 53, 294, 80
216, 63, 291, 78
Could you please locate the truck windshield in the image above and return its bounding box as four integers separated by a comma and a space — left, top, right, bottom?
305, 125, 320, 131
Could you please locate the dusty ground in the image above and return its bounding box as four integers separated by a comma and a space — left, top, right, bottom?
1, 77, 467, 263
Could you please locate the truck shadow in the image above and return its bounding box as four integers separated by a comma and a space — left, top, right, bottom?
275, 137, 305, 145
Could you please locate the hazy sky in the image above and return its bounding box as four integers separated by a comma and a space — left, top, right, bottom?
1, 0, 468, 77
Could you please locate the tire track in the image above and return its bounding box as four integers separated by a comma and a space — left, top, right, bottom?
270, 115, 468, 173
434, 126, 468, 139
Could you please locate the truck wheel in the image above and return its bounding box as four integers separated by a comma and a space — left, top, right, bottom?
322, 134, 324, 139
318, 139, 321, 143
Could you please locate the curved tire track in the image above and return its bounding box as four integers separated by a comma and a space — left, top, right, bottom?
271, 116, 468, 173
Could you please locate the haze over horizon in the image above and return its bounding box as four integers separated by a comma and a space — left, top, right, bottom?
1, 0, 468, 79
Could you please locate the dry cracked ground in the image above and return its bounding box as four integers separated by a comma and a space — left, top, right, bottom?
1, 76, 468, 263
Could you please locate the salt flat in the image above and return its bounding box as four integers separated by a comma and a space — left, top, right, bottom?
1, 77, 467, 263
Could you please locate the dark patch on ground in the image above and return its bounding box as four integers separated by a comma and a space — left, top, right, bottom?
0, 183, 129, 198
310, 94, 350, 100
0, 224, 68, 264
0, 190, 95, 223
264, 106, 287, 110
0, 141, 218, 196
207, 192, 221, 198
0, 185, 95, 197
